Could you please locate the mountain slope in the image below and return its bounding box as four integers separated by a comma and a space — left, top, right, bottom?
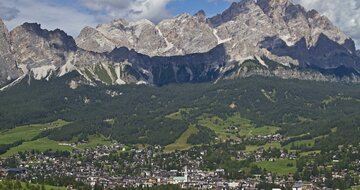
77, 0, 358, 71
0, 0, 359, 88
0, 75, 360, 146
0, 19, 21, 86
10, 23, 77, 80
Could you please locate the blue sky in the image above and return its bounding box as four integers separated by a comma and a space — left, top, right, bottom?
0, 0, 236, 37
167, 0, 233, 16
0, 0, 360, 47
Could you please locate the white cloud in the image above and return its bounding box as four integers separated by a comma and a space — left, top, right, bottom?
293, 0, 360, 47
0, 2, 19, 21
79, 0, 172, 23
1, 0, 98, 37
0, 0, 173, 37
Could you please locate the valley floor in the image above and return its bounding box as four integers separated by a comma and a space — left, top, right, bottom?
0, 77, 359, 189
0, 117, 358, 190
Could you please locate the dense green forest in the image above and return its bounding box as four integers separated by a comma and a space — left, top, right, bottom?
0, 72, 360, 148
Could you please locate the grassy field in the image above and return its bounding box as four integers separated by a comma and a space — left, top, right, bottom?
198, 113, 279, 140
2, 138, 74, 157
77, 135, 113, 149
299, 150, 321, 157
2, 134, 117, 157
0, 120, 117, 157
255, 159, 296, 176
283, 139, 315, 149
165, 125, 199, 152
0, 119, 68, 145
245, 142, 282, 152
165, 108, 193, 120
239, 125, 280, 137
0, 180, 66, 190
350, 186, 360, 190
197, 114, 250, 140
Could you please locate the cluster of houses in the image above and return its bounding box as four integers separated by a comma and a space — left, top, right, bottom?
0, 136, 359, 189
247, 134, 284, 143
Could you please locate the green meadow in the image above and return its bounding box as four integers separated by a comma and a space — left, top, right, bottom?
2, 138, 73, 157
198, 113, 279, 140
76, 135, 113, 149
284, 139, 316, 149
255, 159, 297, 176
245, 142, 282, 152
0, 180, 66, 190
0, 119, 68, 145
0, 120, 115, 157
165, 125, 199, 152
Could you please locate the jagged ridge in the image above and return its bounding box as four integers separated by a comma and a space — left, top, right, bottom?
0, 0, 359, 89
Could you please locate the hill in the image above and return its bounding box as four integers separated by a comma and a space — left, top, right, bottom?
0, 73, 359, 150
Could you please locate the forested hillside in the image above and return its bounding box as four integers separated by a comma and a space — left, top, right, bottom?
0, 73, 359, 148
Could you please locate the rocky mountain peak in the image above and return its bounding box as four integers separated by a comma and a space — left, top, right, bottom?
0, 18, 22, 86
258, 0, 291, 8
20, 23, 44, 35
9, 22, 78, 81
156, 13, 218, 55
306, 9, 320, 19
0, 18, 8, 35
109, 19, 129, 27
104, 18, 155, 29
257, 0, 304, 19
76, 26, 116, 53
174, 13, 192, 21
195, 10, 206, 17
0, 18, 10, 50
208, 0, 250, 27
1, 1, 358, 87
15, 23, 77, 52
194, 10, 207, 22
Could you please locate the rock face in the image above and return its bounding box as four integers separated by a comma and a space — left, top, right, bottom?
155, 13, 218, 56
209, 0, 353, 66
76, 0, 358, 71
209, 0, 348, 46
10, 23, 77, 80
0, 19, 21, 86
260, 35, 360, 72
107, 44, 228, 85
76, 19, 168, 56
0, 0, 360, 88
76, 13, 218, 57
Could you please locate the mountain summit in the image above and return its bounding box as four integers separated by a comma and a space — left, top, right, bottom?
0, 0, 359, 88
75, 0, 359, 72
0, 19, 22, 86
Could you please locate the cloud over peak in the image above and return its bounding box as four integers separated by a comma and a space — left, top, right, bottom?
80, 0, 171, 23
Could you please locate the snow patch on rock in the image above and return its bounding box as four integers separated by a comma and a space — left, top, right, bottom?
213, 29, 232, 44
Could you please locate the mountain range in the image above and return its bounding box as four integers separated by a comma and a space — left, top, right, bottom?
1, 0, 360, 89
